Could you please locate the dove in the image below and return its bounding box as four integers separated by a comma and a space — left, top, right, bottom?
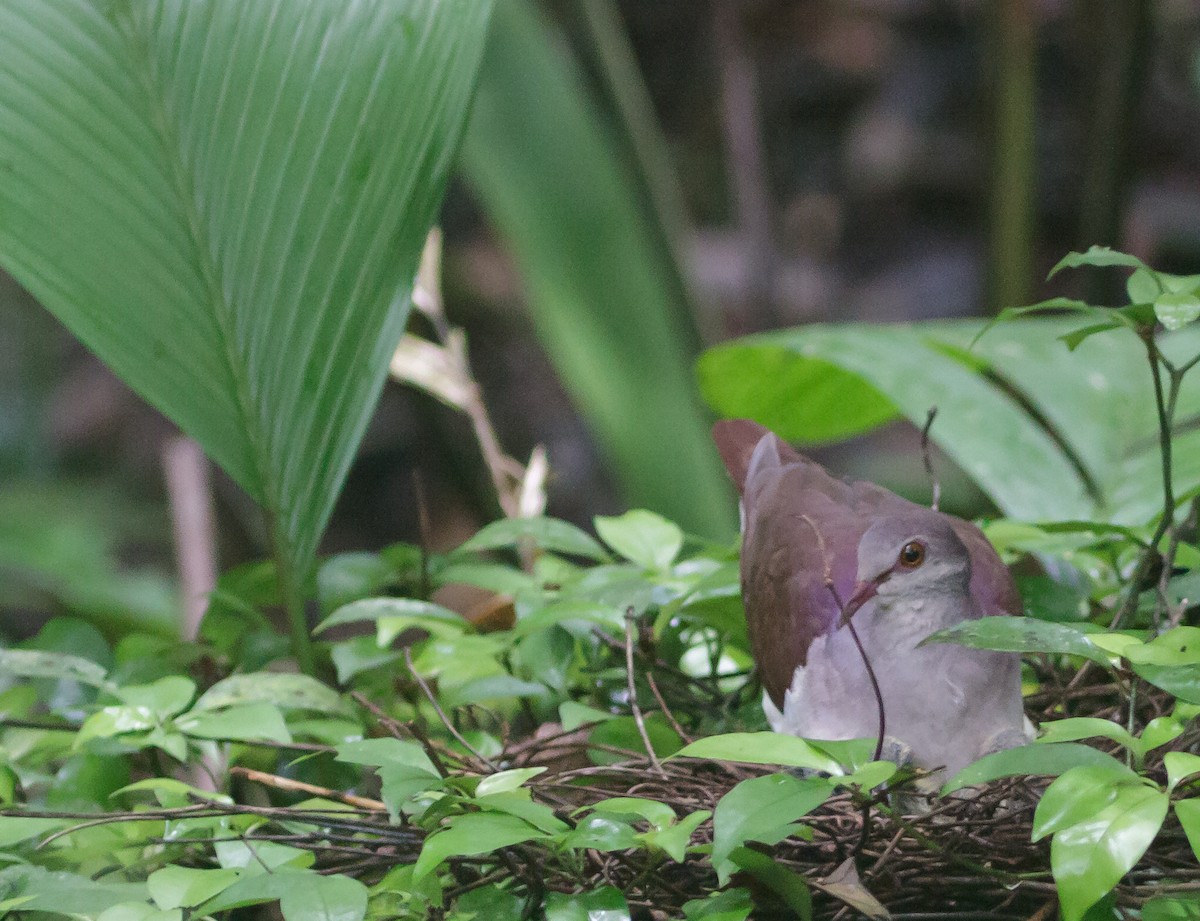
713, 419, 1029, 780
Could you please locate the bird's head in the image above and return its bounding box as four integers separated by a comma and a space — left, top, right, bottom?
841, 510, 973, 621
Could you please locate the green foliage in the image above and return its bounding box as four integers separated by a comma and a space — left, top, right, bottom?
0, 0, 495, 671
460, 0, 734, 538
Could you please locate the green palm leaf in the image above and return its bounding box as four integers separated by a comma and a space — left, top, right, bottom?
0, 0, 494, 667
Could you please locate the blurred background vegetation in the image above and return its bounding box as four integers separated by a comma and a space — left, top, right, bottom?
1, 0, 1199, 641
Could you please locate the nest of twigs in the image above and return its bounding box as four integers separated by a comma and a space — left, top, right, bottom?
207, 664, 1200, 919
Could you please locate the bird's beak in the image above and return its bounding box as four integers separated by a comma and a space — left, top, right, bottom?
839, 576, 883, 625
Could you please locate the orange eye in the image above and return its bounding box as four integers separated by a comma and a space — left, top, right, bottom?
898, 541, 926, 568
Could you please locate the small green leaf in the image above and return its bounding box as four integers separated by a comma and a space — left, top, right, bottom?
1124, 627, 1200, 666
839, 761, 896, 790
434, 562, 536, 595
1155, 291, 1200, 331
682, 889, 753, 921
711, 773, 834, 883
1050, 784, 1167, 921
585, 796, 676, 830
414, 813, 551, 882
335, 738, 439, 775
1135, 717, 1184, 759
642, 809, 710, 862
563, 814, 638, 852
475, 767, 546, 798
115, 677, 196, 717
727, 847, 813, 921
1166, 752, 1200, 793
0, 648, 111, 688
314, 598, 464, 638
559, 700, 616, 731
1174, 799, 1200, 861
194, 674, 346, 715
587, 715, 682, 764
1133, 663, 1200, 704
176, 702, 291, 744
672, 732, 842, 774
147, 867, 240, 910
544, 887, 630, 921
942, 743, 1125, 795
1143, 895, 1200, 921
594, 510, 683, 571
1128, 268, 1162, 303
1032, 762, 1141, 841
1036, 717, 1135, 752
475, 792, 569, 835
456, 516, 608, 561
1060, 321, 1123, 351
1048, 246, 1150, 278
439, 675, 549, 709
921, 616, 1112, 666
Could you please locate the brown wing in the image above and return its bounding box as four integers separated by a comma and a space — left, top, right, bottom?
712, 419, 1021, 710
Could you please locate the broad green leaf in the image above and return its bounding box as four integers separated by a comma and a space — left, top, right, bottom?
0, 0, 494, 602
335, 738, 439, 776
942, 743, 1126, 795
456, 517, 608, 561
673, 732, 842, 774
544, 887, 631, 921
201, 868, 367, 921
460, 0, 734, 538
594, 510, 683, 571
699, 323, 1092, 521
317, 552, 403, 617
147, 867, 239, 911
176, 702, 291, 744
711, 773, 834, 883
214, 840, 313, 872
0, 648, 110, 688
922, 616, 1111, 666
1050, 784, 1167, 921
413, 813, 551, 882
1032, 763, 1142, 841
0, 866, 146, 916
1036, 718, 1135, 752
194, 673, 345, 715
434, 562, 536, 595
699, 317, 1200, 525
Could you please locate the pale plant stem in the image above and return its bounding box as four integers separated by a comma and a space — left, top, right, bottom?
624, 608, 666, 776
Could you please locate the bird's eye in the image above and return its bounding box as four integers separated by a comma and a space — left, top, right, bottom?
898, 541, 926, 568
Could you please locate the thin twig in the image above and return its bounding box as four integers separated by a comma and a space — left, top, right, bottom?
232, 766, 384, 811
404, 647, 499, 771
921, 407, 941, 511
624, 608, 666, 776
646, 672, 693, 744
